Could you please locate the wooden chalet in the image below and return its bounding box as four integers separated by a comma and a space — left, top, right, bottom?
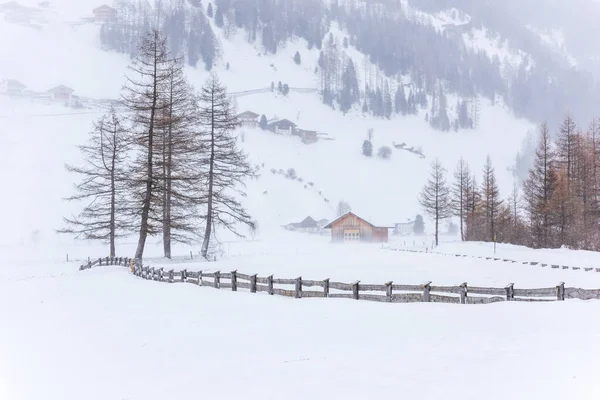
267, 119, 296, 135
324, 212, 390, 243
237, 110, 260, 127
93, 4, 117, 22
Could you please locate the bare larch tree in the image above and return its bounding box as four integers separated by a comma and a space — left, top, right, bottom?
523, 122, 557, 248
59, 108, 130, 257
121, 30, 172, 261
481, 155, 503, 242
419, 159, 451, 247
198, 74, 255, 259
156, 59, 203, 258
451, 157, 471, 241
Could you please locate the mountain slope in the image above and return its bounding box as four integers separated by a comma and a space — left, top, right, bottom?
0, 0, 533, 255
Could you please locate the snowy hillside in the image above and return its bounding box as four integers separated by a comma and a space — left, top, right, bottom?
0, 0, 533, 255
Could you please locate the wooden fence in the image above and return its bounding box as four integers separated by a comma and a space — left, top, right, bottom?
79, 257, 600, 304
391, 247, 600, 273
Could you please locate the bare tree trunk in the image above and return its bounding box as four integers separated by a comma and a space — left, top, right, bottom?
201, 91, 216, 259
109, 124, 117, 258
134, 37, 160, 261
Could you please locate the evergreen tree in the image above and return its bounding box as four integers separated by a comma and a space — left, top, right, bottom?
200, 25, 217, 71
339, 58, 359, 114
259, 114, 268, 130
413, 214, 425, 235
383, 80, 392, 119
419, 159, 451, 246
198, 74, 254, 259
395, 84, 407, 116
294, 51, 301, 65
59, 109, 130, 257
458, 99, 472, 129
362, 140, 373, 157
215, 7, 224, 27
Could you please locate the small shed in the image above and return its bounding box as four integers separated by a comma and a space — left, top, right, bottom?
324, 212, 390, 243
237, 111, 260, 127
296, 128, 318, 144
267, 119, 296, 135
48, 85, 74, 102
93, 4, 117, 22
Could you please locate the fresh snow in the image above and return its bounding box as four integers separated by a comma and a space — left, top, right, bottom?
1, 1, 600, 399
1, 264, 600, 400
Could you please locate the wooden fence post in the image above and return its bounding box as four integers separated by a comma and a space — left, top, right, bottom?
158, 268, 164, 282
557, 282, 565, 301
231, 271, 237, 291
295, 277, 302, 298
505, 283, 514, 301
214, 271, 220, 288
105, 256, 109, 265
423, 282, 432, 302
267, 275, 273, 295
98, 257, 102, 266
198, 270, 202, 286
182, 269, 187, 283
169, 269, 174, 283
87, 260, 92, 270
352, 281, 360, 300
323, 279, 330, 298
385, 281, 393, 302
250, 274, 257, 293
459, 282, 468, 304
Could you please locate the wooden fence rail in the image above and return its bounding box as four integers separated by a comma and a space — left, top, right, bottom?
80, 257, 600, 304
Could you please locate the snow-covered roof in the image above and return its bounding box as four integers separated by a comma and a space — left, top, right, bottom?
48, 85, 74, 94
237, 110, 259, 118
324, 212, 393, 229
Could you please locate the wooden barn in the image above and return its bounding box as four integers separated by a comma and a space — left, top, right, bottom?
324, 212, 390, 243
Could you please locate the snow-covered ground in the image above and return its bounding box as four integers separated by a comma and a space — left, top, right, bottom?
1, 264, 600, 400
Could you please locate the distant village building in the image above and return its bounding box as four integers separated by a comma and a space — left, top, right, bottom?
267, 119, 296, 135
93, 4, 117, 22
394, 220, 415, 235
325, 212, 390, 243
48, 85, 74, 102
284, 216, 329, 233
296, 128, 318, 144
237, 111, 260, 127
0, 79, 26, 95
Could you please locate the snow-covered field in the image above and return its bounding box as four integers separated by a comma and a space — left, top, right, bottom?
2, 263, 600, 400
